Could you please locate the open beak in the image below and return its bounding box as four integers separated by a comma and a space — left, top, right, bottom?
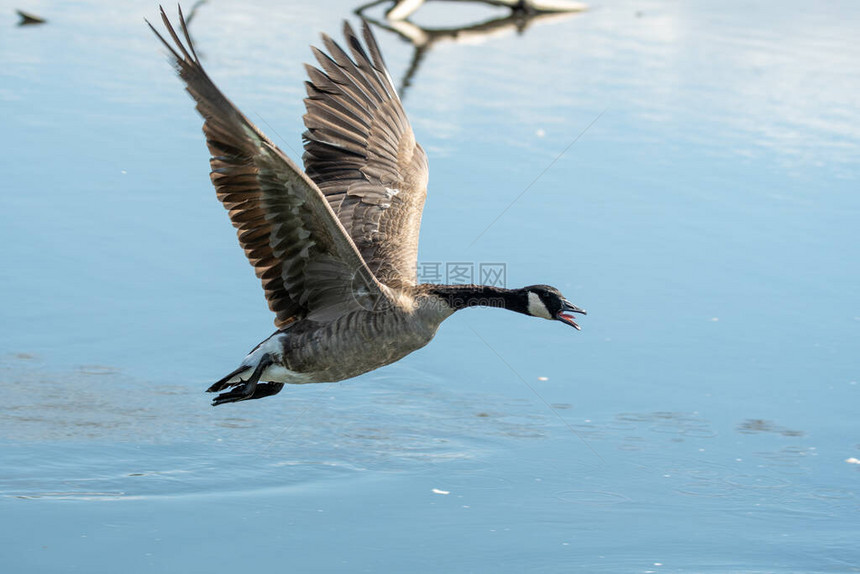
556, 299, 587, 330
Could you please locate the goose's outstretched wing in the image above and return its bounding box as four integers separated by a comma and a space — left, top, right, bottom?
302, 21, 429, 288
149, 7, 392, 327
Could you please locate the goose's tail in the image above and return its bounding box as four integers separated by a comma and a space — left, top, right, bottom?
207, 365, 253, 393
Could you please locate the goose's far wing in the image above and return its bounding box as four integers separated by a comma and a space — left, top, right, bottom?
302, 21, 429, 288
149, 8, 391, 328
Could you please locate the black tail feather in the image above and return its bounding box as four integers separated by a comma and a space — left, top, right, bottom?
210, 355, 274, 406
207, 365, 252, 393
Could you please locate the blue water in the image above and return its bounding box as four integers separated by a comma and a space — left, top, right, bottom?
1, 0, 858, 572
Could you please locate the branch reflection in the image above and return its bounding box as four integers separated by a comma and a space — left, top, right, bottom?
355, 0, 587, 99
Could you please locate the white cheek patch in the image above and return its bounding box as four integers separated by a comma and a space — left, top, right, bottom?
527, 291, 553, 319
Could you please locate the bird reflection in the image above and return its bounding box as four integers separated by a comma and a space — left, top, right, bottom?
355, 0, 587, 99
16, 9, 46, 26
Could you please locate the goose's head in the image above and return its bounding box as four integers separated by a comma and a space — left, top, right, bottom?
522, 285, 587, 330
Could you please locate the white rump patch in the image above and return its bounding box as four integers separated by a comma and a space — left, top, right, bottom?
244, 333, 286, 362
233, 332, 309, 384
527, 291, 552, 319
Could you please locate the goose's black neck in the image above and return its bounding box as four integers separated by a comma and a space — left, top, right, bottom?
425, 284, 529, 314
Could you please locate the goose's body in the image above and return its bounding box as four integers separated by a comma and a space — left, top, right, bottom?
149, 8, 585, 405
222, 292, 450, 389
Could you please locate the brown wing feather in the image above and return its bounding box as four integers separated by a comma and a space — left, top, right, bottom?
302, 21, 429, 288
149, 8, 391, 328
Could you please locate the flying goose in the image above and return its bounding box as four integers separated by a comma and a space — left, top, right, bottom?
148, 7, 586, 406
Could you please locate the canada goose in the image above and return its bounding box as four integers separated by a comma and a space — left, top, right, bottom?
149, 7, 586, 406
